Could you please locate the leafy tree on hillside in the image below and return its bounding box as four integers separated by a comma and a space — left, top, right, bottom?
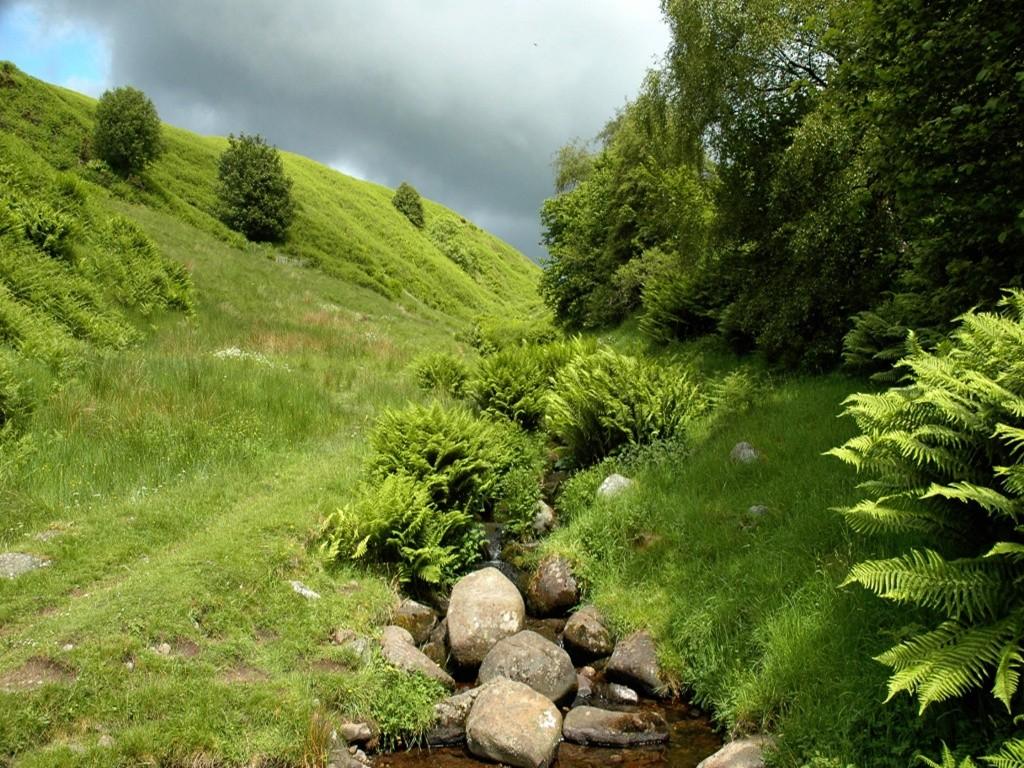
93, 86, 163, 175
392, 181, 425, 228
216, 133, 295, 242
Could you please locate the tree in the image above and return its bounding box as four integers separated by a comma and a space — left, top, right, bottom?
392, 182, 425, 228
216, 133, 295, 242
93, 86, 162, 175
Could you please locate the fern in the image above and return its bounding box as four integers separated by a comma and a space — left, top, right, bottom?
918, 744, 978, 768
984, 738, 1024, 768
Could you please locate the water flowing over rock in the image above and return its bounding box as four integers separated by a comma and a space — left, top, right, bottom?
596, 473, 634, 498
562, 706, 669, 747
478, 630, 577, 705
379, 625, 455, 690
526, 555, 580, 617
447, 567, 526, 668
697, 735, 775, 768
465, 678, 562, 768
563, 605, 614, 663
606, 630, 665, 698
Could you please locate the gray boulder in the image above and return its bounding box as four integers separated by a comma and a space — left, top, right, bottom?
596, 473, 634, 498
421, 617, 448, 667
426, 686, 482, 746
478, 630, 577, 705
533, 501, 556, 536
606, 630, 665, 698
392, 598, 437, 645
697, 735, 775, 768
447, 567, 525, 668
563, 605, 614, 662
466, 678, 562, 768
379, 625, 454, 690
526, 555, 580, 617
562, 706, 669, 747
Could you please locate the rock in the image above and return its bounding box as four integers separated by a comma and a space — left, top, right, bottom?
289, 580, 321, 600
153, 643, 172, 656
526, 555, 580, 617
606, 631, 665, 698
533, 501, 556, 536
393, 598, 437, 645
466, 678, 562, 768
447, 567, 526, 668
339, 721, 375, 745
596, 474, 634, 498
426, 686, 482, 745
379, 625, 455, 689
562, 706, 669, 747
0, 552, 50, 579
697, 735, 775, 768
730, 442, 760, 464
747, 505, 769, 518
563, 605, 614, 663
605, 682, 639, 704
331, 629, 371, 664
478, 630, 578, 705
575, 671, 594, 701
421, 618, 448, 667
524, 617, 566, 645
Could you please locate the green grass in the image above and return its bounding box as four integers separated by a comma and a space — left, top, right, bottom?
543, 373, 993, 767
0, 62, 541, 766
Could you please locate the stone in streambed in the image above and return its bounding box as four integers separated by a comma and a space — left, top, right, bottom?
425, 686, 482, 746
562, 706, 669, 747
421, 617, 448, 667
392, 598, 437, 645
697, 735, 776, 768
447, 567, 525, 668
563, 605, 614, 663
478, 630, 577, 705
526, 555, 580, 617
533, 500, 556, 536
606, 630, 666, 698
379, 625, 454, 690
466, 678, 562, 768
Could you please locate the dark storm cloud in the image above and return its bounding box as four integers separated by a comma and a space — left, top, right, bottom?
24, 1, 668, 259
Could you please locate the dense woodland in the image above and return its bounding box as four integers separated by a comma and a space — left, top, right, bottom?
540, 0, 1022, 372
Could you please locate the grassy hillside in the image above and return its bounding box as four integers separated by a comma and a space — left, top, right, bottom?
0, 63, 540, 766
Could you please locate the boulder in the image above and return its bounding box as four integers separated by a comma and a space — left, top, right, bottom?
562, 706, 669, 747
596, 474, 634, 498
533, 501, 556, 536
447, 567, 525, 668
478, 630, 577, 705
524, 617, 566, 645
426, 686, 481, 746
697, 735, 775, 768
331, 629, 371, 664
526, 555, 580, 617
339, 721, 375, 746
730, 442, 760, 464
421, 618, 448, 667
466, 678, 562, 768
605, 682, 639, 704
606, 631, 665, 698
379, 625, 454, 690
392, 598, 437, 645
563, 605, 614, 662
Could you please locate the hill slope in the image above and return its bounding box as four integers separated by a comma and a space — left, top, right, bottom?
0, 64, 540, 766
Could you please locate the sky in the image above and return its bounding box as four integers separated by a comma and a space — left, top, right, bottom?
0, 1, 669, 260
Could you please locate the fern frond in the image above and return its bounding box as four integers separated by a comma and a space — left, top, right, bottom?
983, 738, 1024, 768
923, 482, 1020, 521
993, 640, 1023, 710
838, 498, 944, 535
918, 744, 978, 768
995, 425, 1024, 455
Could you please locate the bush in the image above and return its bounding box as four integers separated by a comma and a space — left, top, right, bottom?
392, 182, 425, 229
11, 197, 75, 260
463, 314, 560, 356
409, 351, 469, 398
546, 347, 706, 467
216, 133, 295, 242
468, 346, 548, 430
829, 291, 1024, 759
427, 215, 478, 272
319, 475, 483, 588
636, 248, 719, 345
93, 86, 162, 175
366, 402, 541, 522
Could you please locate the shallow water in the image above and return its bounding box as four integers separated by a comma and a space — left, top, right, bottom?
375, 700, 721, 767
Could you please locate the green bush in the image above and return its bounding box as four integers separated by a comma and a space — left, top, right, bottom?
366, 402, 541, 521
546, 346, 706, 467
320, 475, 483, 588
468, 345, 548, 429
93, 86, 163, 175
216, 133, 295, 242
392, 182, 425, 229
409, 351, 469, 398
636, 248, 719, 345
11, 197, 75, 260
428, 216, 478, 272
464, 314, 560, 355
829, 291, 1024, 760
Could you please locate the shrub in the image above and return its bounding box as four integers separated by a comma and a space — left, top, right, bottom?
428, 216, 478, 272
366, 402, 541, 522
392, 182, 425, 229
468, 346, 548, 430
319, 475, 483, 588
216, 133, 295, 242
636, 248, 719, 345
93, 86, 163, 175
829, 291, 1024, 760
464, 314, 560, 356
409, 351, 469, 398
12, 197, 75, 259
546, 347, 706, 467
